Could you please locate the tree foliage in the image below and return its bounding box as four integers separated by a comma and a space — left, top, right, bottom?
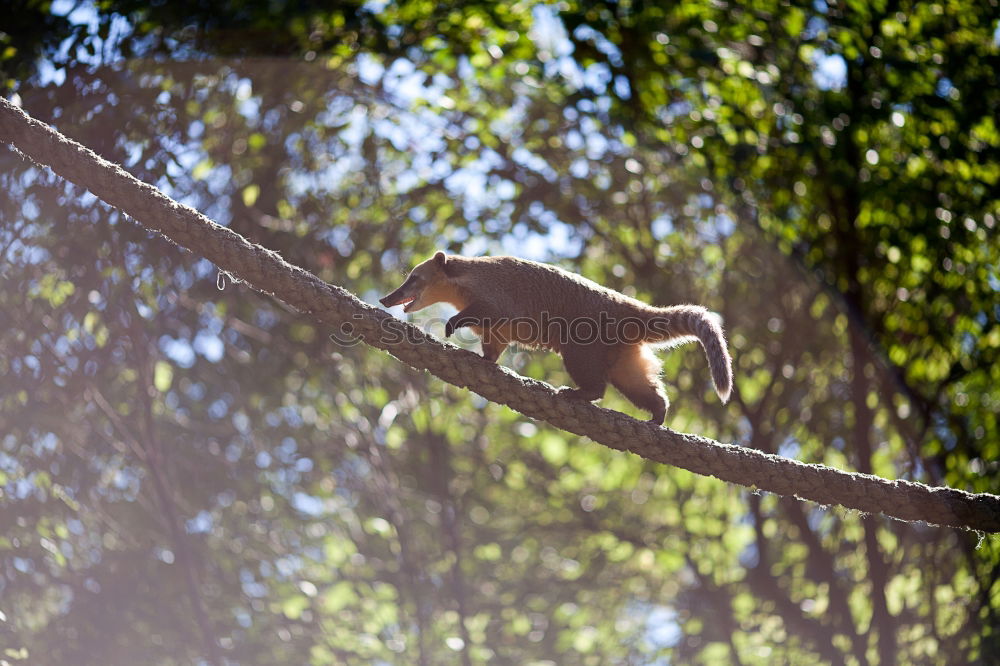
1, 1, 998, 664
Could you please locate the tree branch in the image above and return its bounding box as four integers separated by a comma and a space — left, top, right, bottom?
1, 96, 998, 532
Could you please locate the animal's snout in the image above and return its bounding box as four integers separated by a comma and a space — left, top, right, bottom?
380, 283, 416, 309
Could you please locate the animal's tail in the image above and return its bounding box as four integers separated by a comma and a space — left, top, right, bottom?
644, 305, 733, 403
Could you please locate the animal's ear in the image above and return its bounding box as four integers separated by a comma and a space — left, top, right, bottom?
433, 251, 456, 277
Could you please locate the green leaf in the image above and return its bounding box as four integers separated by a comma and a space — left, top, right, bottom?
320, 581, 357, 613
784, 8, 805, 37
153, 361, 173, 392
191, 159, 213, 180
281, 594, 309, 620
242, 184, 260, 207
539, 433, 567, 466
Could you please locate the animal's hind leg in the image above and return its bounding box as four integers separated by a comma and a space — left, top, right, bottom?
558, 343, 610, 402
609, 345, 669, 424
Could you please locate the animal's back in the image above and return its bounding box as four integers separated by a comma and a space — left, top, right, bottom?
452, 256, 652, 321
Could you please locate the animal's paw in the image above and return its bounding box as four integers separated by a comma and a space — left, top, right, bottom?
445, 314, 473, 338
556, 386, 598, 402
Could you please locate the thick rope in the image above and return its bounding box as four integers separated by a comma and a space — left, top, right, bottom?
2, 96, 998, 532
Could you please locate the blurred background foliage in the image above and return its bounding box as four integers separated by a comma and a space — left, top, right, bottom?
1, 0, 999, 664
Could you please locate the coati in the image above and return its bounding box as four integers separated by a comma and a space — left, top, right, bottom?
380, 252, 733, 424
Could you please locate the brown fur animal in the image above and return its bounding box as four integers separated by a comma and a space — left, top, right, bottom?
380, 252, 733, 424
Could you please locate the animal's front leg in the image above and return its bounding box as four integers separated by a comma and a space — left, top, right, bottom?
444, 302, 500, 338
